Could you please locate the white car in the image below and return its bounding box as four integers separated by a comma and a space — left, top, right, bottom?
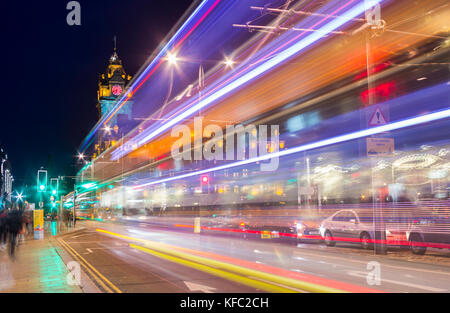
319, 209, 394, 249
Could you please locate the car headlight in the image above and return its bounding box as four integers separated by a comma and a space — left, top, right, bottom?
319, 225, 325, 237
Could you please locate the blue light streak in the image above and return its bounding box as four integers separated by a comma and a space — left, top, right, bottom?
112, 0, 383, 161
134, 107, 450, 189
80, 0, 213, 152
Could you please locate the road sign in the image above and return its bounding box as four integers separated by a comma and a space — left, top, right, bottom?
368, 106, 388, 126
367, 137, 394, 156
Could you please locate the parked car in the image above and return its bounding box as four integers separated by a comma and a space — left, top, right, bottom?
407, 215, 450, 255
319, 209, 401, 249
295, 220, 322, 243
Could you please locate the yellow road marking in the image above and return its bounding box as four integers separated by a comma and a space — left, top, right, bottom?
96, 228, 345, 293
130, 243, 296, 293
58, 238, 113, 293
58, 238, 122, 293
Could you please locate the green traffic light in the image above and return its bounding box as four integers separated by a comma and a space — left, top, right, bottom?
39, 185, 45, 191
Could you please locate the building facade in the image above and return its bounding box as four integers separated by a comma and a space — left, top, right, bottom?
0, 147, 13, 208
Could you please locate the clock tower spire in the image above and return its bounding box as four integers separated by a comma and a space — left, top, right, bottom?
97, 38, 132, 120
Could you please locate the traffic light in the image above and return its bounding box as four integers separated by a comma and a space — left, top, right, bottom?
37, 169, 47, 192
201, 175, 209, 184
50, 178, 59, 196
200, 175, 209, 194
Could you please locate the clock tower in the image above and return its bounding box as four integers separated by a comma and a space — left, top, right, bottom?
97, 46, 132, 123
94, 44, 133, 157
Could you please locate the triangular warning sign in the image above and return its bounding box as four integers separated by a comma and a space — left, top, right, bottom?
368, 107, 387, 126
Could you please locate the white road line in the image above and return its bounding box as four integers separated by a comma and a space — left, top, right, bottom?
291, 269, 305, 273
346, 271, 447, 292
71, 233, 92, 239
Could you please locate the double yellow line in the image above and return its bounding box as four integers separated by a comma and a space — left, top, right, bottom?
97, 229, 345, 293
130, 243, 296, 293
58, 238, 122, 293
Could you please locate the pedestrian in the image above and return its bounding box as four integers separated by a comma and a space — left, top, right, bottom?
25, 211, 33, 235
0, 209, 7, 250
6, 209, 22, 259
18, 211, 26, 244
63, 210, 69, 229
68, 211, 73, 227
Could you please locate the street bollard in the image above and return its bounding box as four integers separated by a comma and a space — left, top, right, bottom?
194, 217, 201, 234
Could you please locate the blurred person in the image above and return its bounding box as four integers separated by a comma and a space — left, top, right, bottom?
18, 210, 26, 244
24, 210, 33, 235
0, 209, 7, 250
6, 209, 23, 259
69, 211, 74, 227
63, 210, 69, 229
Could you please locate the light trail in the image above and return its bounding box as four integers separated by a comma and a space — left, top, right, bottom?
96, 228, 381, 292
133, 103, 450, 189
80, 0, 220, 152
111, 0, 382, 160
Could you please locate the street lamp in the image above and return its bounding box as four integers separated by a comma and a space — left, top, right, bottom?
223, 57, 234, 67
15, 191, 23, 202
167, 52, 178, 65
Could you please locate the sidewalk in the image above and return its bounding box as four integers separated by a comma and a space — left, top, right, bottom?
0, 223, 85, 293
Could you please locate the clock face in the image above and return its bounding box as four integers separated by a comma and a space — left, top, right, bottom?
112, 85, 122, 96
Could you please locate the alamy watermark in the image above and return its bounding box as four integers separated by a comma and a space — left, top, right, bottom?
66, 261, 81, 286
366, 261, 381, 286
66, 1, 81, 26
171, 117, 280, 171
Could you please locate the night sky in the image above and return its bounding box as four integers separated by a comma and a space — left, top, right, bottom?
2, 0, 193, 188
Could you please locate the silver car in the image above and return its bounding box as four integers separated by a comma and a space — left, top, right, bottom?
319, 209, 390, 249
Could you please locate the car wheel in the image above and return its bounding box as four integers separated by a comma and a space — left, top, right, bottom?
410, 233, 426, 255
360, 232, 373, 250
324, 230, 336, 247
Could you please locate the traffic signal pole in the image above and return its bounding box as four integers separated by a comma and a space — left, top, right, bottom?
364, 7, 387, 254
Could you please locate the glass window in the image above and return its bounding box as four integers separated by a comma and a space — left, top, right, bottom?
333, 211, 349, 222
